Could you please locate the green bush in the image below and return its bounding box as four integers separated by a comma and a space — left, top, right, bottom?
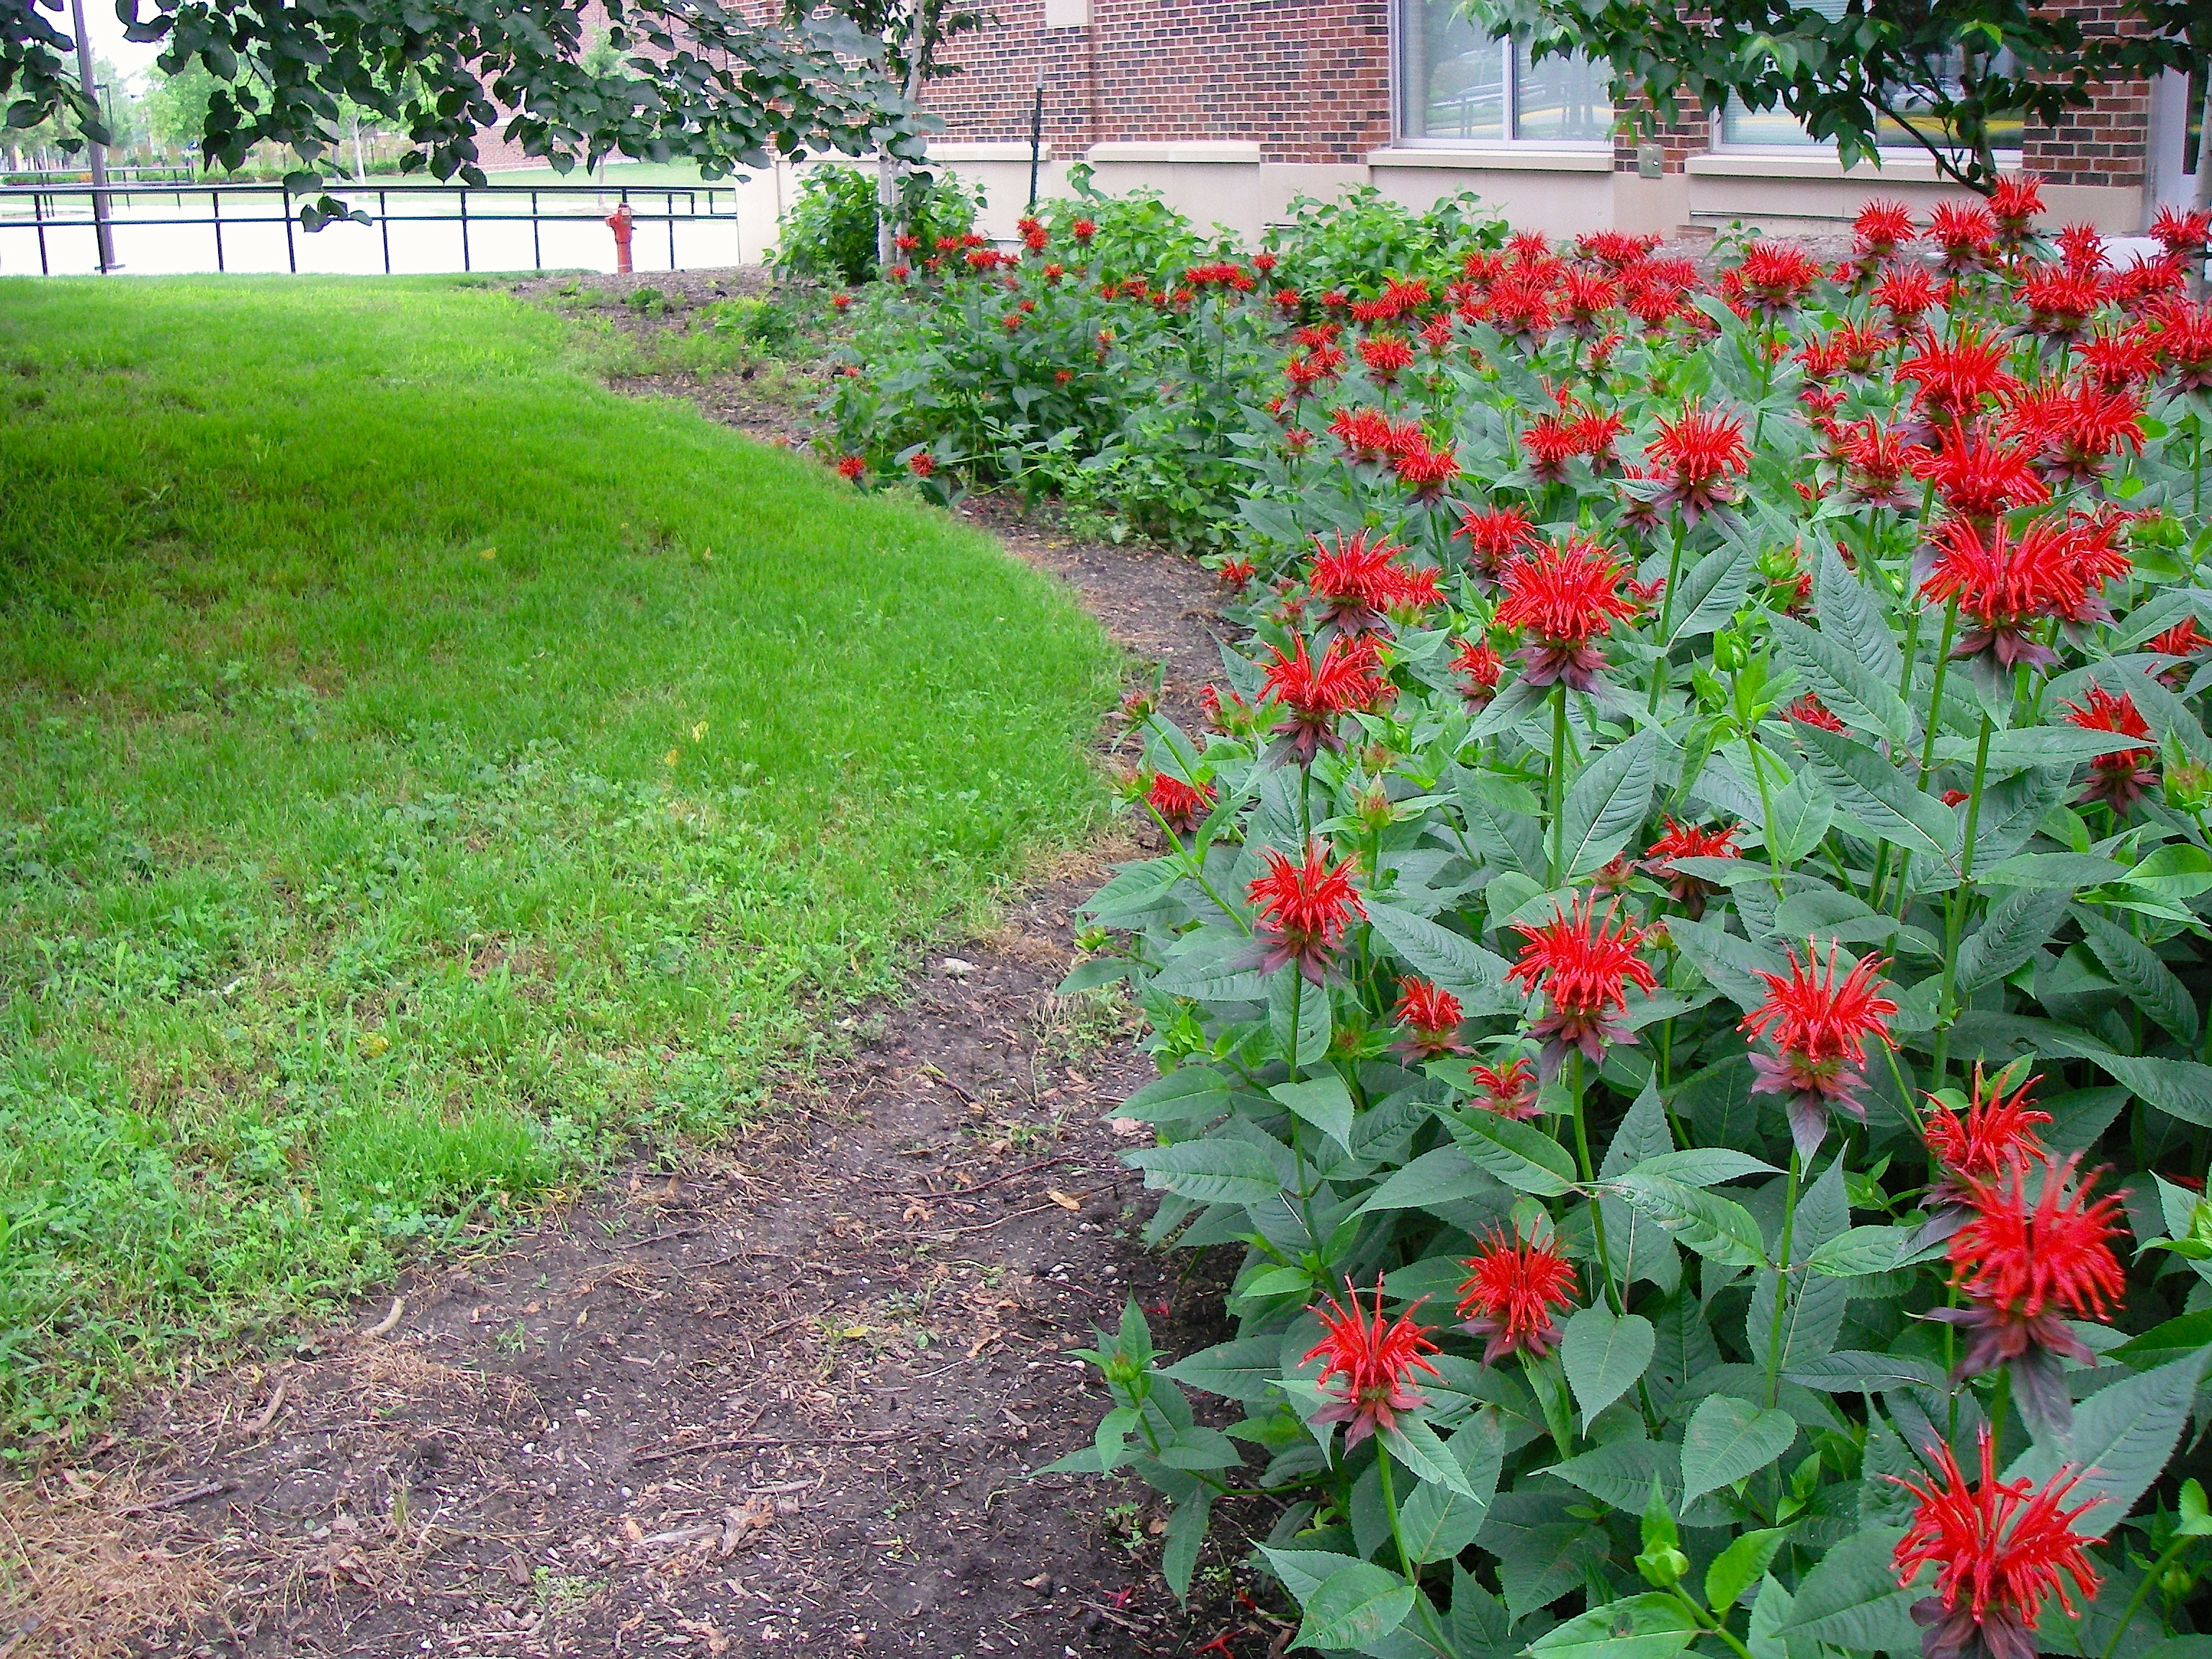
770, 163, 983, 286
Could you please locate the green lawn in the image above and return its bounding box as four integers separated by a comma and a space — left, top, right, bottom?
0, 276, 1117, 1444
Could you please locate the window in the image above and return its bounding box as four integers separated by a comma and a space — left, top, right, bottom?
1398, 0, 1612, 146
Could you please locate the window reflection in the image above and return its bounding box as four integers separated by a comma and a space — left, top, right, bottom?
1398, 0, 1609, 145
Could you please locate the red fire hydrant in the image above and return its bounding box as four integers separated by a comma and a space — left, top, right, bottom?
605, 202, 634, 274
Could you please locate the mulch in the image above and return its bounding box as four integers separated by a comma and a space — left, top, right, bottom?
9, 270, 1290, 1659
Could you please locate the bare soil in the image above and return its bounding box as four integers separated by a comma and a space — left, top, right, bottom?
9, 274, 1285, 1659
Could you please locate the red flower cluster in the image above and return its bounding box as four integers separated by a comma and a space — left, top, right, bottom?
1919, 514, 2131, 668
1740, 943, 1898, 1156
1923, 1065, 2053, 1197
1646, 404, 1750, 521
2062, 683, 2158, 813
1145, 772, 1215, 835
1458, 505, 1538, 579
1456, 1228, 1577, 1362
1892, 1429, 2103, 1659
1508, 894, 1657, 1074
1301, 1280, 1439, 1449
1912, 428, 2049, 522
1246, 840, 1364, 983
1306, 530, 1439, 633
1467, 1057, 1538, 1119
1393, 977, 1469, 1060
1452, 636, 1503, 706
1494, 537, 1637, 690
1261, 634, 1387, 762
1640, 817, 1740, 918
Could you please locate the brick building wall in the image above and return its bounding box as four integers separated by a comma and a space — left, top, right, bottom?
923, 0, 1392, 164
1609, 92, 1709, 176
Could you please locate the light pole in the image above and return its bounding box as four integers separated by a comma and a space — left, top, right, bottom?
66, 0, 119, 271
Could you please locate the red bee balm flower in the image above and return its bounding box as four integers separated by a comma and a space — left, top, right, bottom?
1246, 840, 1364, 984
1932, 1156, 2126, 1433
1640, 817, 1740, 919
1786, 693, 1848, 732
1145, 773, 1215, 835
1393, 976, 1470, 1060
1912, 429, 2049, 522
1358, 335, 1416, 383
1647, 404, 1750, 522
1494, 538, 1637, 691
1892, 1429, 2103, 1659
1919, 515, 2131, 669
1452, 637, 1503, 706
1740, 943, 1899, 1156
1467, 1057, 1539, 1119
1458, 505, 1538, 579
1261, 634, 1385, 762
1924, 1066, 2053, 1195
1508, 894, 1657, 1075
1300, 1281, 1439, 1449
1456, 1228, 1578, 1362
2062, 684, 2158, 814
1306, 529, 1435, 634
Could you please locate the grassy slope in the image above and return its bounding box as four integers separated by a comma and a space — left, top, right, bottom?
0, 276, 1115, 1442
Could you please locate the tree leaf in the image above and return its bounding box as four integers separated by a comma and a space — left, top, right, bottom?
1557, 727, 1663, 879
1446, 1106, 1579, 1197
1769, 613, 1912, 744
1290, 1562, 1415, 1651
2007, 1349, 2212, 1532
1779, 1527, 1919, 1652
1560, 1306, 1655, 1427
1680, 1395, 1795, 1506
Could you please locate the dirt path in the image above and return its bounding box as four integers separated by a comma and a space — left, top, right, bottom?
10, 282, 1277, 1659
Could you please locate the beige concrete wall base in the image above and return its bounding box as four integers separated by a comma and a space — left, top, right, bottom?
1611, 172, 1689, 237
1368, 163, 1614, 236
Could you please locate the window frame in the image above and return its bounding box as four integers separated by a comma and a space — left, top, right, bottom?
1390, 0, 1614, 152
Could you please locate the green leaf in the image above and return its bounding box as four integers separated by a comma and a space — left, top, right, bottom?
1118, 1066, 1236, 1125
1984, 725, 2169, 768
2074, 909, 2200, 1046
1161, 1491, 1213, 1602
1269, 1075, 1357, 1152
1560, 1306, 1655, 1427
1785, 1350, 1946, 1392
1766, 773, 1835, 864
1128, 1138, 1282, 1208
1748, 1573, 1793, 1659
1980, 851, 2131, 889
1364, 899, 1511, 996
2007, 1349, 2212, 1532
1667, 539, 1758, 645
2123, 842, 2212, 901
2084, 1053, 2212, 1129
1291, 1563, 1416, 1651
1813, 541, 1901, 683
1779, 1527, 1918, 1652
1805, 1225, 1913, 1277
1611, 1172, 1768, 1267
1357, 1143, 1508, 1217
1769, 614, 1912, 744
2113, 1310, 2212, 1368
1447, 1106, 1578, 1197
1527, 1593, 1696, 1659
1558, 727, 1663, 879
1161, 1337, 1285, 1403
1382, 1412, 1477, 1499
1259, 1545, 1365, 1604
1625, 1148, 1778, 1187
1794, 723, 1956, 866
1399, 1413, 1506, 1564
1680, 1394, 1795, 1506
1706, 1527, 1792, 1612
1549, 1437, 1678, 1511
1666, 917, 1784, 1012
1955, 886, 2072, 994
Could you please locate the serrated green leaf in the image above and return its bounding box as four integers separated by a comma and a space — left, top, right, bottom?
1291, 1563, 1416, 1651
1627, 1148, 1779, 1187
1399, 1413, 1505, 1563
1780, 1527, 1918, 1651
1806, 1225, 1912, 1277
1161, 1337, 1285, 1403
1770, 613, 1912, 743
1269, 1074, 1357, 1152
2007, 1349, 2212, 1532
1528, 1593, 1696, 1659
1560, 1306, 1655, 1426
1365, 899, 1511, 994
1447, 1105, 1578, 1196
1681, 1395, 1795, 1506
1955, 885, 2072, 994
1611, 1172, 1768, 1267
2074, 908, 2200, 1046
1794, 722, 1956, 866
1705, 1527, 1792, 1612
1558, 727, 1663, 879
1128, 1138, 1282, 1207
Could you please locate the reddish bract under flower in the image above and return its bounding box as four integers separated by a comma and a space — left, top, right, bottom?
1892, 1429, 2103, 1659
1300, 1281, 1440, 1449
1508, 894, 1656, 1074
1247, 840, 1364, 983
1456, 1228, 1578, 1362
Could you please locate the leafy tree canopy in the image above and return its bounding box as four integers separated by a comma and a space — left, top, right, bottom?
2, 0, 928, 202
1463, 0, 2208, 192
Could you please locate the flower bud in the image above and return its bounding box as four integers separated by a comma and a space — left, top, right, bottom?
2168, 763, 2212, 811
1635, 1545, 1690, 1588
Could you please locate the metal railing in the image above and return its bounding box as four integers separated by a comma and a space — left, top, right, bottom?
0, 179, 745, 276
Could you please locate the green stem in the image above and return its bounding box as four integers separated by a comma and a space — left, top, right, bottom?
1930, 713, 1994, 1089
1869, 602, 1927, 910
1667, 1588, 1761, 1659
1762, 1148, 1804, 1410
1377, 1447, 1453, 1658
1549, 684, 1569, 886
2101, 1535, 2193, 1659
1570, 1051, 1622, 1314
1649, 518, 1689, 713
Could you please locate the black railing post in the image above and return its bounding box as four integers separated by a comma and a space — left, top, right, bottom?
531, 189, 541, 269
379, 189, 391, 274
282, 186, 297, 273
32, 189, 48, 275
212, 187, 224, 272
459, 188, 471, 271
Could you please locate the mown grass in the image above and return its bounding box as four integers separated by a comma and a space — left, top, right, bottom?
0, 275, 1118, 1447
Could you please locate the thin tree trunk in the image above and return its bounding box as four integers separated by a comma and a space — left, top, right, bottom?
2195, 67, 2211, 299
878, 11, 927, 274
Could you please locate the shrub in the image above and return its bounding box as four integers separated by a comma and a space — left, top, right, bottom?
1014, 201, 2212, 1657
769, 162, 981, 286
